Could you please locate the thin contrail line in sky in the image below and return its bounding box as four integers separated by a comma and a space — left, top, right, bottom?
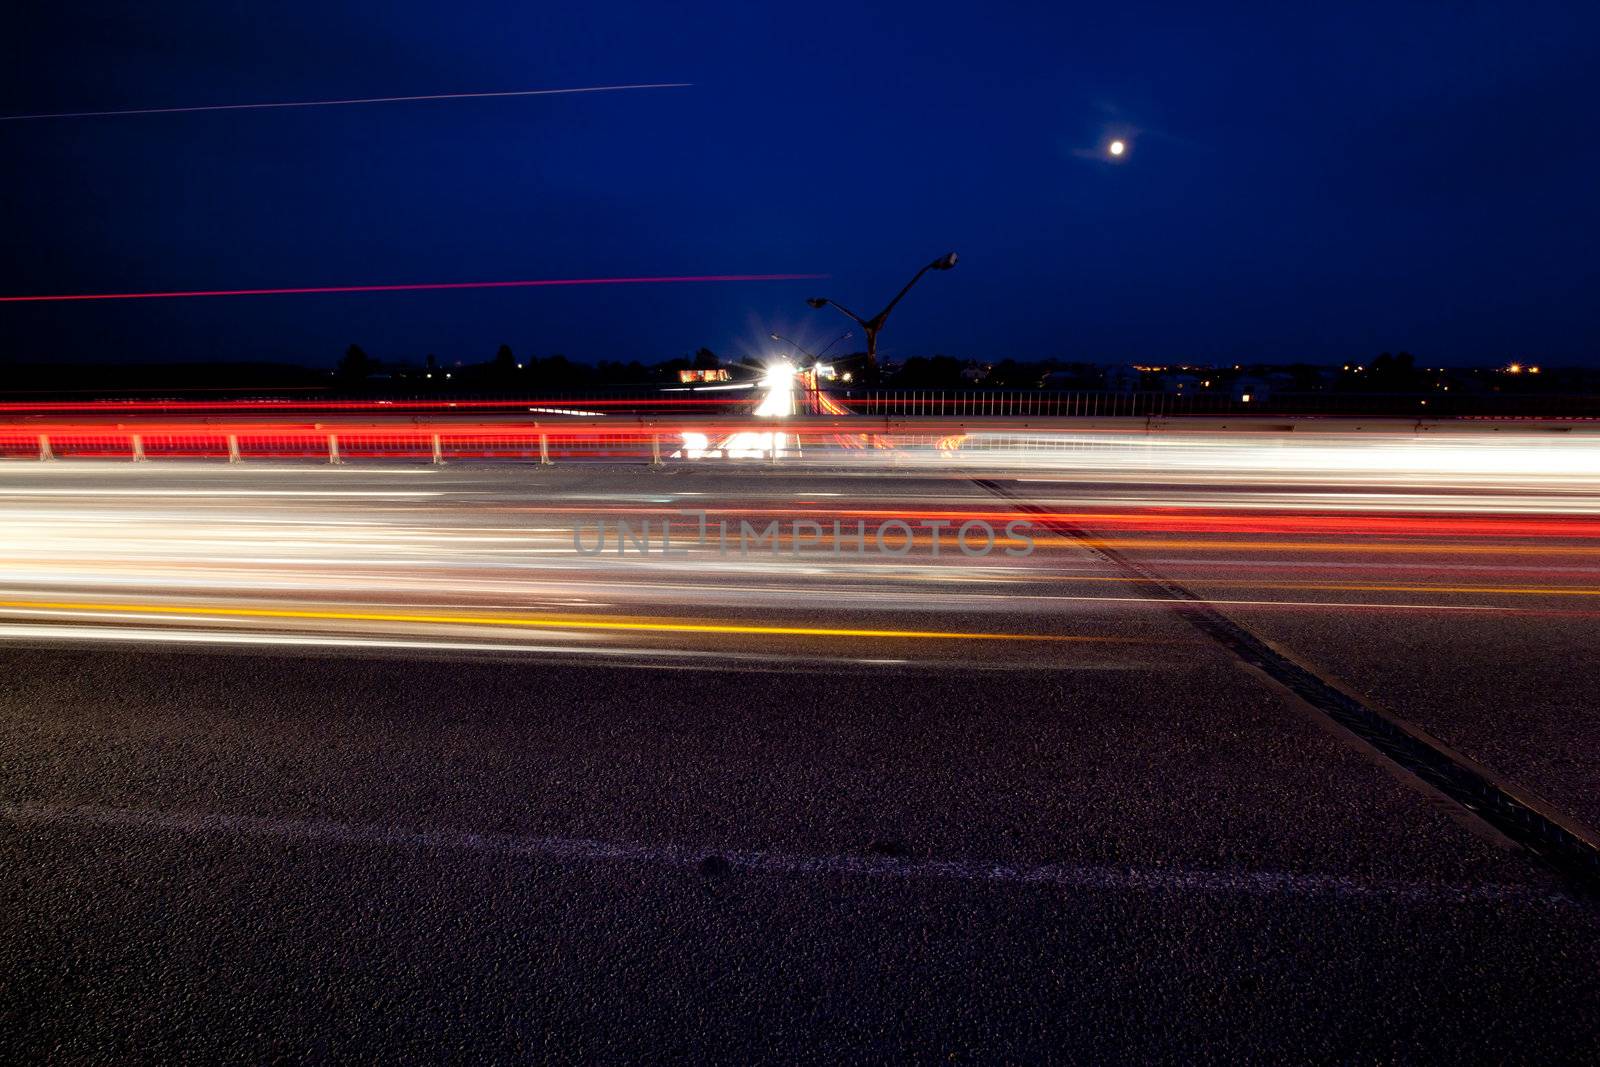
0, 275, 827, 304
0, 82, 692, 122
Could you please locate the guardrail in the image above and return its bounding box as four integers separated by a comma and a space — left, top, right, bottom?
0, 388, 742, 419
2, 427, 635, 464
8, 388, 1600, 421
831, 388, 1600, 419
1, 424, 786, 464
3, 414, 1596, 466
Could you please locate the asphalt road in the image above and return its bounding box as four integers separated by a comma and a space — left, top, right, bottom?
3, 446, 1599, 1061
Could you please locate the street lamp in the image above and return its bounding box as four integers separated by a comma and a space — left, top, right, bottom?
769, 329, 852, 365
805, 252, 957, 379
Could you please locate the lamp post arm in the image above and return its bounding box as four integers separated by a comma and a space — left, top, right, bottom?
770, 332, 816, 361
820, 299, 870, 328
816, 330, 852, 360
871, 262, 936, 330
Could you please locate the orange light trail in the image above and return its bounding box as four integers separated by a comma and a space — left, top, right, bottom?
1039, 575, 1600, 598
1074, 537, 1600, 557
493, 505, 1600, 541
0, 598, 1135, 644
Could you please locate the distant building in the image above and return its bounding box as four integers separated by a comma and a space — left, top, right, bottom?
1103, 365, 1142, 392
1232, 376, 1270, 403
678, 368, 731, 383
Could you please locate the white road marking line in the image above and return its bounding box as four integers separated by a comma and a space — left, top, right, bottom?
0, 802, 1568, 906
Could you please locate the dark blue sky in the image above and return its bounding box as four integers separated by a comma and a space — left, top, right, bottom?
2, 1, 1596, 367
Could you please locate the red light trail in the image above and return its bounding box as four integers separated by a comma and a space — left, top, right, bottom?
0, 83, 691, 122
0, 274, 826, 304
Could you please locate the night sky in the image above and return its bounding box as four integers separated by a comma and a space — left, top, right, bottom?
2, 2, 1596, 368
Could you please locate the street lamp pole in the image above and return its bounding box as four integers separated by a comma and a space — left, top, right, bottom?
806, 252, 957, 380
769, 329, 852, 365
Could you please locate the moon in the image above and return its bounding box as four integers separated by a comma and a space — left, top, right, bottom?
1108, 139, 1126, 157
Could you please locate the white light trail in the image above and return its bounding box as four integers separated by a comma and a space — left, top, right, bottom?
753, 361, 798, 417
3, 431, 1599, 663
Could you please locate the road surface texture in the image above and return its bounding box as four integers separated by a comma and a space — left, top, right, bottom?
3, 440, 1599, 1061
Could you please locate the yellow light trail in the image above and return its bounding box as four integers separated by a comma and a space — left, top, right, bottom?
0, 599, 1132, 643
